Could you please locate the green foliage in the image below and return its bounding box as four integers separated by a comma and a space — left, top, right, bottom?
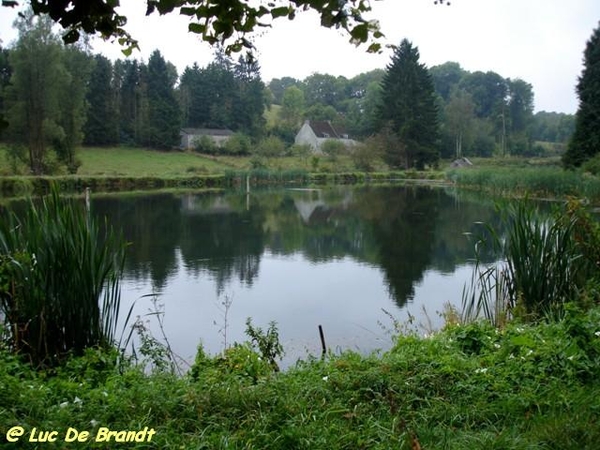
564, 23, 600, 167
447, 164, 600, 201
143, 50, 181, 149
4, 305, 600, 448
0, 188, 126, 366
377, 39, 440, 169
245, 318, 284, 372
462, 201, 600, 323
320, 139, 346, 162
83, 55, 118, 147
223, 132, 252, 156
254, 135, 286, 157
193, 135, 218, 154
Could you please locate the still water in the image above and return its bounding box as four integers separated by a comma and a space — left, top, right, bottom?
91, 185, 500, 367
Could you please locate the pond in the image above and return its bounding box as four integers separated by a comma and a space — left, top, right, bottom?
90, 185, 501, 368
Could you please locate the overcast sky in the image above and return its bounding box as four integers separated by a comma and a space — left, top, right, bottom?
1, 0, 600, 114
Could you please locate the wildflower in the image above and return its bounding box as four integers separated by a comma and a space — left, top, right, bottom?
59, 401, 69, 408
74, 396, 82, 404
595, 331, 600, 337
322, 376, 329, 382
90, 419, 99, 427
474, 368, 488, 374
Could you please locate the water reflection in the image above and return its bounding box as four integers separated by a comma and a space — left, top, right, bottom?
88, 185, 501, 364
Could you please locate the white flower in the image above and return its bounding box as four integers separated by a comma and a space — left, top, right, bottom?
474, 368, 488, 374
74, 396, 82, 404
322, 376, 329, 382
59, 401, 69, 408
102, 391, 108, 397
494, 343, 501, 349
595, 331, 600, 337
89, 419, 99, 427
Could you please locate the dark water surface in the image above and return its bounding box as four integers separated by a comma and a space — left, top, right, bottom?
90, 185, 499, 367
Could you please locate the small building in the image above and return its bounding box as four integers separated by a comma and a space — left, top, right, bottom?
450, 157, 474, 168
294, 120, 357, 153
180, 128, 234, 149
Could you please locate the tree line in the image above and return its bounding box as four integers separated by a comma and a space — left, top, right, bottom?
0, 13, 574, 175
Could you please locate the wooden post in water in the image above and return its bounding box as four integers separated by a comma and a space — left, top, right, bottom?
318, 324, 326, 358
246, 175, 250, 211
85, 187, 91, 212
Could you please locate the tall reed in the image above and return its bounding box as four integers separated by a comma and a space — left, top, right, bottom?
462, 201, 594, 324
0, 189, 125, 365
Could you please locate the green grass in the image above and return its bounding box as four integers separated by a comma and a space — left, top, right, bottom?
447, 165, 600, 202
2, 305, 600, 448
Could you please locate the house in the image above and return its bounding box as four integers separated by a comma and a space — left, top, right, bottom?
294, 120, 357, 153
180, 128, 234, 149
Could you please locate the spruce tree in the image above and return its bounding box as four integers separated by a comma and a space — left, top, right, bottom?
83, 55, 118, 146
377, 39, 439, 169
144, 50, 181, 149
564, 23, 600, 167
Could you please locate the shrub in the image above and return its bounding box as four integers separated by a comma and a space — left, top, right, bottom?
255, 135, 286, 157
223, 133, 252, 156
321, 139, 347, 161
193, 135, 218, 154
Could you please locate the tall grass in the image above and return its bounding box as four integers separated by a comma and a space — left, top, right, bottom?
462, 201, 598, 324
448, 166, 600, 201
0, 189, 126, 365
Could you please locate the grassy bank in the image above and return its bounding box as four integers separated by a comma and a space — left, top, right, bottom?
2, 305, 600, 448
447, 157, 600, 202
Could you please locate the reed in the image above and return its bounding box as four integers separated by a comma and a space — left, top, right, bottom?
0, 189, 126, 365
462, 201, 594, 324
448, 167, 600, 201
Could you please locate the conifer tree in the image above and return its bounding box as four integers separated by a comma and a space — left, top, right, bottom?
83, 55, 118, 146
377, 39, 439, 169
564, 23, 600, 167
144, 50, 181, 149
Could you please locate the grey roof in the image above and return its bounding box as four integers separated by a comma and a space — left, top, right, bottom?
181, 128, 234, 136
307, 121, 350, 139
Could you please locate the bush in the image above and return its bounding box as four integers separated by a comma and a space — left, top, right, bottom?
321, 139, 347, 161
582, 153, 600, 176
255, 136, 285, 157
193, 135, 218, 154
223, 133, 252, 156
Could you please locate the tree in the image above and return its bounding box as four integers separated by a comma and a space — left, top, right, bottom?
5, 13, 65, 174
279, 85, 305, 126
376, 39, 440, 169
0, 45, 12, 134
143, 50, 181, 149
444, 88, 475, 158
564, 23, 600, 167
4, 0, 404, 55
83, 55, 118, 146
233, 54, 267, 137
54, 43, 92, 172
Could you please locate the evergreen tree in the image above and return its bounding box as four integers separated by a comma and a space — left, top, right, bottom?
564, 22, 600, 167
233, 54, 266, 137
83, 55, 118, 146
144, 50, 181, 149
0, 45, 11, 135
377, 39, 439, 169
118, 59, 145, 145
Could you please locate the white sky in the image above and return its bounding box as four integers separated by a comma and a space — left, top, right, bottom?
1, 0, 600, 113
